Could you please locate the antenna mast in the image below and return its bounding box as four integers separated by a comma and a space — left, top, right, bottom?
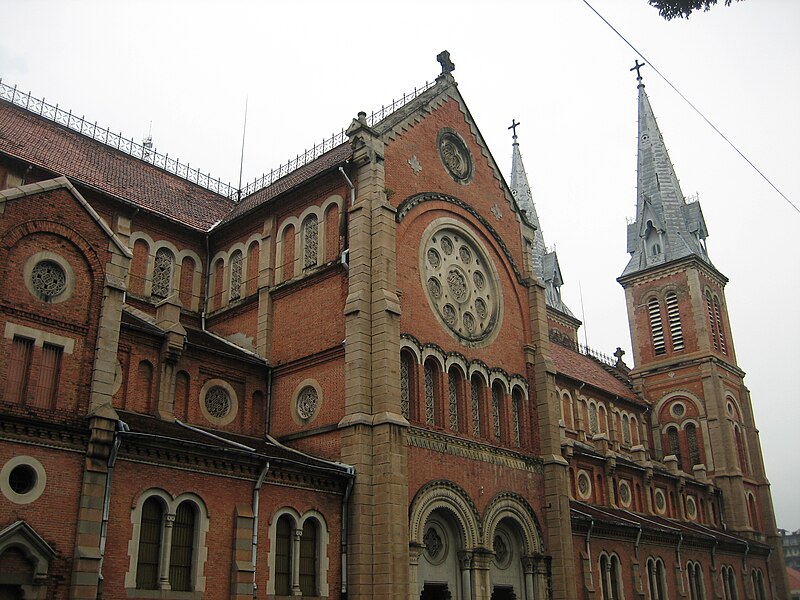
237, 97, 249, 201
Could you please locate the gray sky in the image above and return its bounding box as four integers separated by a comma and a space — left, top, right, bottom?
2, 0, 798, 529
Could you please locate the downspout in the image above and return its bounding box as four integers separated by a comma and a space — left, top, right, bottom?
252, 461, 270, 599
338, 166, 354, 270
742, 540, 749, 570
676, 532, 684, 591
339, 166, 355, 207
201, 227, 215, 331
634, 525, 643, 561
340, 465, 356, 598
264, 367, 273, 435
98, 419, 128, 583
585, 518, 595, 589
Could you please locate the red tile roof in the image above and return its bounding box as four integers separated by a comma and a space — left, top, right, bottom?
0, 99, 234, 230
551, 342, 641, 404
788, 567, 800, 591
220, 142, 352, 227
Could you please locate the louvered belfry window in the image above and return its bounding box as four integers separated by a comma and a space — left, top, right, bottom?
706, 291, 719, 351
152, 248, 174, 298
136, 498, 163, 589
665, 292, 684, 351
169, 502, 195, 591
648, 297, 666, 355
713, 297, 727, 354
299, 520, 318, 596
275, 515, 292, 595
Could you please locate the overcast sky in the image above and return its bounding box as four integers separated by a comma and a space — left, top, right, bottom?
2, 1, 798, 529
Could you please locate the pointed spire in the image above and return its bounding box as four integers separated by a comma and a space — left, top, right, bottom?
622, 64, 711, 277
508, 122, 574, 316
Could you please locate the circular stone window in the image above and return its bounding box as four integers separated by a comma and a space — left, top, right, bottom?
198, 379, 239, 426
1, 456, 46, 504
618, 480, 632, 508
297, 386, 318, 422
654, 488, 667, 514
577, 470, 592, 500
24, 251, 75, 304
421, 222, 501, 345
438, 129, 473, 183
670, 402, 686, 419
686, 496, 698, 520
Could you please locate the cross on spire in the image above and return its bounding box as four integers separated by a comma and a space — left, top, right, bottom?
508, 119, 521, 141
631, 59, 646, 83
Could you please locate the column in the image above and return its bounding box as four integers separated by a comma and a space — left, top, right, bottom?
159, 513, 176, 590
458, 550, 474, 600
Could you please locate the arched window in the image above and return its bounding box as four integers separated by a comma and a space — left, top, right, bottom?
622, 414, 632, 445
511, 388, 522, 447
665, 292, 684, 351
561, 392, 573, 429
491, 383, 502, 440
713, 296, 727, 355
229, 250, 243, 301
734, 424, 749, 474
647, 557, 668, 600
648, 297, 666, 355
169, 502, 196, 591
471, 375, 482, 437
299, 520, 318, 596
400, 351, 413, 420
448, 368, 460, 432
136, 497, 163, 589
424, 360, 438, 426
302, 214, 319, 270
722, 565, 738, 600
588, 403, 599, 435
152, 247, 174, 298
275, 515, 293, 595
687, 561, 705, 600
666, 426, 682, 466
747, 494, 760, 531
751, 569, 766, 600
599, 553, 624, 600
686, 423, 701, 466
131, 495, 205, 592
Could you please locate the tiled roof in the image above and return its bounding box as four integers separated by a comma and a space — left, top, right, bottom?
787, 567, 800, 591
117, 410, 350, 473
0, 100, 234, 230
551, 343, 640, 404
571, 500, 769, 550
219, 142, 352, 227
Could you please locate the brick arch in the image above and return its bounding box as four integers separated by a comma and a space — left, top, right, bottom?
482, 492, 544, 553
653, 389, 706, 423
409, 480, 481, 551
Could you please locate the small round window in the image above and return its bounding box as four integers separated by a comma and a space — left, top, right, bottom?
9, 464, 37, 495
654, 489, 667, 514
198, 379, 238, 426
24, 252, 74, 304
297, 386, 319, 422
618, 480, 632, 508
205, 386, 231, 419
577, 471, 592, 500
1, 456, 46, 504
686, 496, 698, 520
670, 402, 686, 419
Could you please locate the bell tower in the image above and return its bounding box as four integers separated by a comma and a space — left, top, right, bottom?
617, 64, 787, 597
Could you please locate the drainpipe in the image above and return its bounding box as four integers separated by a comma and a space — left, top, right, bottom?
339, 166, 354, 207
742, 541, 749, 570
676, 532, 684, 589
585, 518, 595, 589
340, 465, 356, 597
634, 525, 643, 560
264, 367, 273, 435
98, 419, 128, 583
252, 461, 270, 599
201, 227, 215, 331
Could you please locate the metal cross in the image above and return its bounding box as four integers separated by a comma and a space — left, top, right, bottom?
508, 119, 521, 141
630, 59, 646, 82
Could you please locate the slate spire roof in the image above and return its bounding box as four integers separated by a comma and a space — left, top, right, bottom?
621, 80, 711, 277
509, 130, 574, 316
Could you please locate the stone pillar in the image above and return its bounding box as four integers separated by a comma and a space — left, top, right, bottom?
158, 514, 176, 590
526, 277, 577, 600
458, 550, 474, 600
231, 504, 256, 599
521, 556, 535, 600
155, 294, 186, 420
291, 528, 302, 596
471, 548, 493, 600
339, 112, 409, 600
408, 543, 424, 600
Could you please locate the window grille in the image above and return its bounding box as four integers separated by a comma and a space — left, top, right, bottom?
648, 297, 666, 355
622, 415, 632, 445
686, 423, 701, 466
169, 502, 195, 591
136, 498, 162, 589
688, 562, 705, 600
492, 385, 501, 440
33, 343, 63, 408
152, 248, 174, 298
424, 362, 435, 425
275, 516, 292, 595
512, 391, 521, 447
706, 291, 719, 351
400, 353, 411, 419
302, 215, 319, 270
588, 404, 599, 435
471, 378, 481, 436
666, 292, 684, 351
667, 427, 682, 466
299, 520, 318, 596
448, 371, 459, 431
229, 251, 243, 301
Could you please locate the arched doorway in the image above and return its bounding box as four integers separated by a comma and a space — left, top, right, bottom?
418, 510, 463, 600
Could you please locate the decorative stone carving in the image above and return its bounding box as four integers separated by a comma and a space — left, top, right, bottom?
205, 385, 231, 418
31, 260, 66, 298
297, 386, 318, 421
437, 129, 473, 183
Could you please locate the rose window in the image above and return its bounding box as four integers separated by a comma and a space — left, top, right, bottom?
297, 386, 319, 421
421, 225, 500, 343
205, 386, 231, 418
31, 260, 67, 298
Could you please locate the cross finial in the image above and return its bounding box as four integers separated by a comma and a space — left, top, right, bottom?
437, 50, 455, 76
508, 119, 521, 141
614, 347, 626, 361
630, 59, 646, 83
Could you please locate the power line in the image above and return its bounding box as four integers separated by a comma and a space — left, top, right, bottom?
582, 0, 799, 216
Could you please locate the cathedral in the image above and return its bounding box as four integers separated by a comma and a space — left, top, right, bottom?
0, 52, 788, 599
